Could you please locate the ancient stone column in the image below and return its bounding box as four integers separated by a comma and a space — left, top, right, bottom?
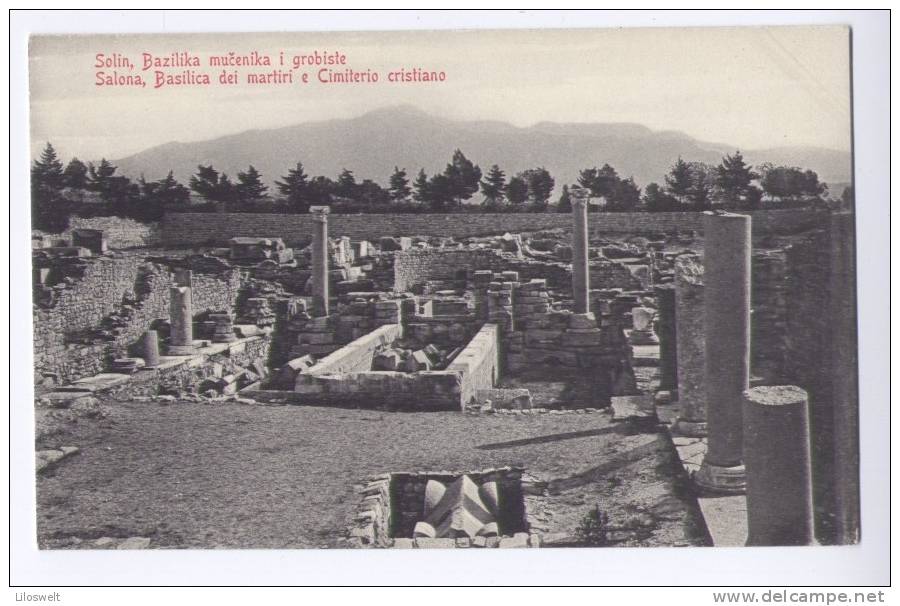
695, 212, 751, 494
210, 312, 237, 343
141, 329, 160, 367
310, 205, 330, 317
743, 385, 815, 546
671, 255, 707, 436
167, 286, 195, 355
829, 212, 859, 545
655, 284, 678, 393
571, 198, 590, 314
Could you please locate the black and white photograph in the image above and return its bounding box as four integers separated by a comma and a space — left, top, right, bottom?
10, 9, 891, 591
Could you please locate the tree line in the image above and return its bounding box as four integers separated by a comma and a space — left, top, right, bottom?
31, 142, 847, 233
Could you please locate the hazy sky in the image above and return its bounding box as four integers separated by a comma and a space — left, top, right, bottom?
29, 26, 851, 162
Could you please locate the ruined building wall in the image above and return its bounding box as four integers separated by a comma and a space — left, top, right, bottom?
393, 248, 638, 296
393, 249, 498, 292
751, 250, 790, 384
446, 323, 499, 406
162, 209, 828, 247
782, 216, 858, 544
33, 254, 244, 385
43, 216, 162, 249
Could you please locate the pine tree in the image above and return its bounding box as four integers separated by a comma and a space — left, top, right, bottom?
607, 177, 641, 212
715, 151, 759, 206
31, 142, 65, 191
388, 166, 412, 202
31, 143, 70, 232
577, 164, 619, 198
275, 162, 310, 210
522, 167, 555, 208
506, 176, 528, 206
413, 169, 430, 204
236, 165, 268, 202
665, 157, 693, 202
336, 169, 357, 198
643, 182, 680, 212
479, 164, 506, 207
443, 149, 482, 206
62, 158, 88, 189
687, 162, 713, 210
189, 165, 234, 203
426, 174, 454, 211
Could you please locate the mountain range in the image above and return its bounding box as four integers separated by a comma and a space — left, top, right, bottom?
113, 105, 852, 193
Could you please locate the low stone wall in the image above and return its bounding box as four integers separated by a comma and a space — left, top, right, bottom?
161, 209, 829, 247
33, 253, 244, 385
61, 216, 160, 249
289, 322, 498, 411
302, 323, 402, 377
446, 324, 499, 407
393, 247, 637, 296
103, 335, 271, 399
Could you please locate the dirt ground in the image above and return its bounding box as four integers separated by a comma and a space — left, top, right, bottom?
36, 399, 709, 549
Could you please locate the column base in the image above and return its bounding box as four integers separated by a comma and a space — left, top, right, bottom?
629, 330, 659, 345
694, 461, 746, 495
166, 344, 196, 356
671, 418, 707, 437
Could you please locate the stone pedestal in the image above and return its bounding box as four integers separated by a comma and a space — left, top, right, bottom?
655, 285, 678, 393
671, 255, 707, 436
629, 306, 658, 345
695, 212, 751, 494
210, 312, 237, 343
310, 205, 330, 317
141, 330, 160, 367
743, 386, 815, 546
571, 198, 590, 314
167, 286, 195, 355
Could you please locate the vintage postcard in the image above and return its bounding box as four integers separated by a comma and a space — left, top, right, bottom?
27, 24, 859, 556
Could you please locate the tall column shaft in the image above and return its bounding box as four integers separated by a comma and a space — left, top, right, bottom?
310, 206, 330, 317
168, 286, 194, 355
571, 198, 590, 314
655, 284, 678, 392
830, 212, 859, 545
743, 385, 815, 546
696, 212, 751, 493
672, 255, 707, 436
142, 329, 160, 367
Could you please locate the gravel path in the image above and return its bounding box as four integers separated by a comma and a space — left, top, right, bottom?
37, 400, 708, 549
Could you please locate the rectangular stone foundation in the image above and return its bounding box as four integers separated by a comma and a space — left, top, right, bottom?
349, 467, 543, 548
284, 322, 500, 411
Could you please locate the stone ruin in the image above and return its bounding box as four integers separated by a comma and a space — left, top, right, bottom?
31, 204, 859, 548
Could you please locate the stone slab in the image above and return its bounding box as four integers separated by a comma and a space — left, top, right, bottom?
697, 495, 748, 547
59, 373, 131, 393
631, 344, 660, 367
610, 395, 656, 421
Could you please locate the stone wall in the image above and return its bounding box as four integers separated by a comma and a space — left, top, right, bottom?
291, 322, 498, 411
446, 324, 499, 407
102, 335, 271, 399
33, 253, 244, 385
393, 248, 636, 295
56, 216, 161, 249
302, 323, 402, 377
161, 209, 829, 246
